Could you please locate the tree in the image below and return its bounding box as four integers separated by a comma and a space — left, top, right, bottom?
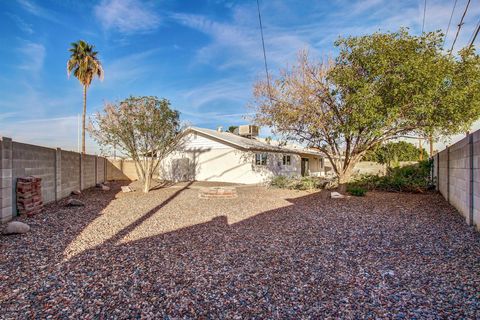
227, 126, 238, 133
67, 40, 104, 154
89, 96, 182, 193
253, 30, 480, 184
363, 141, 427, 167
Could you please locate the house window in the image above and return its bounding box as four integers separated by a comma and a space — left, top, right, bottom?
283, 155, 291, 165
255, 153, 267, 165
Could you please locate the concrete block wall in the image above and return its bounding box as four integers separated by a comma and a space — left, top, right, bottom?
438, 149, 448, 199
434, 130, 479, 230
12, 142, 56, 207
106, 159, 137, 180
448, 139, 470, 218
0, 138, 13, 223
60, 150, 81, 199
0, 137, 107, 223
82, 155, 96, 189
96, 157, 106, 185
473, 131, 480, 227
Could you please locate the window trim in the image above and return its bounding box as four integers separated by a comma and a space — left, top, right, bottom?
255, 153, 268, 166
283, 154, 291, 166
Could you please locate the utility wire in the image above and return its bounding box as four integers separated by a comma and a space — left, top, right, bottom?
256, 0, 271, 91
422, 0, 427, 33
450, 0, 471, 54
443, 0, 458, 47
468, 18, 480, 48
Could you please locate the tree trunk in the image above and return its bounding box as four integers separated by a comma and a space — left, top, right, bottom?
337, 166, 354, 193
429, 134, 433, 156
142, 158, 153, 193
82, 85, 87, 154
143, 173, 151, 193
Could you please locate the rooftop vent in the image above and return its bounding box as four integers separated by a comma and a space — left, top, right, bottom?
238, 125, 259, 138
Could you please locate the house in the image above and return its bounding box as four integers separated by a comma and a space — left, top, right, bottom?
159, 125, 325, 184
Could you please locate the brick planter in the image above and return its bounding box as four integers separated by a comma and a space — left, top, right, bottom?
198, 187, 238, 199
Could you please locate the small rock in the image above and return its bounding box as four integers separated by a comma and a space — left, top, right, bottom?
101, 185, 110, 191
66, 199, 85, 207
3, 221, 30, 234
121, 186, 134, 193
71, 190, 81, 195
331, 191, 345, 199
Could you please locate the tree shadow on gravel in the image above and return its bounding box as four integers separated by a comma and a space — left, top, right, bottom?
2, 189, 480, 319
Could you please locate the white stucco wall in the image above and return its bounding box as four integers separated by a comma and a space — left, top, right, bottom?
159, 132, 302, 184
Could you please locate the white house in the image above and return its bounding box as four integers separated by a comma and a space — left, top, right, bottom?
159, 125, 325, 184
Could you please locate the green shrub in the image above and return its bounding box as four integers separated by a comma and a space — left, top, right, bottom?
270, 175, 290, 189
348, 160, 433, 193
347, 185, 367, 196
269, 176, 332, 190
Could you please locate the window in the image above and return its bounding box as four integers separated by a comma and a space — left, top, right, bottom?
283, 155, 291, 165
255, 153, 267, 165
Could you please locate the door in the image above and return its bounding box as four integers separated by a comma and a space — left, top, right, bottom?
301, 158, 309, 176
171, 158, 191, 181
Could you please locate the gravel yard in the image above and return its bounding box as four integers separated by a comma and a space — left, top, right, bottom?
1, 182, 479, 318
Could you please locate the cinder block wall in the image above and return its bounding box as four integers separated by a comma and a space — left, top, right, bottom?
448, 139, 470, 216
60, 151, 80, 199
82, 155, 96, 188
434, 130, 479, 230
0, 137, 108, 223
106, 159, 138, 180
12, 142, 56, 213
96, 157, 105, 185
473, 131, 480, 227
438, 149, 448, 199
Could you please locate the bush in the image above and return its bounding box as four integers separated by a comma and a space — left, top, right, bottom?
347, 185, 367, 196
348, 160, 433, 193
269, 175, 333, 190
270, 175, 290, 189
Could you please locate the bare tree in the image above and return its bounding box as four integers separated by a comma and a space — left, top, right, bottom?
89, 96, 182, 193
253, 31, 480, 185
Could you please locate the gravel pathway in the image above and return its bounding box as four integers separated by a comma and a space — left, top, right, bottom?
1, 182, 479, 318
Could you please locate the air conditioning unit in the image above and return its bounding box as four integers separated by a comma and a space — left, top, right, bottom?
238, 125, 259, 137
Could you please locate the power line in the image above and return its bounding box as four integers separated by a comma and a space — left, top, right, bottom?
256, 0, 271, 95
468, 18, 480, 48
450, 0, 471, 54
443, 0, 458, 48
422, 0, 427, 33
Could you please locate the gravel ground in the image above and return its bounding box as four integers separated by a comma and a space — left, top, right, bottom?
1, 182, 479, 319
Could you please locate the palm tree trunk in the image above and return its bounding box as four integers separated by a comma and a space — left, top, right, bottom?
82, 85, 87, 154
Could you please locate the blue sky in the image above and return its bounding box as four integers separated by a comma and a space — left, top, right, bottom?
0, 0, 479, 154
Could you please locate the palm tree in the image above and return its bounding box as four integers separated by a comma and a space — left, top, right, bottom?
67, 40, 104, 154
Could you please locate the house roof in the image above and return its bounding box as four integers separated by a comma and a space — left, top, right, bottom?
186, 127, 323, 157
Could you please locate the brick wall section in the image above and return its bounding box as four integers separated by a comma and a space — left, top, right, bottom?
60, 150, 81, 199
82, 155, 96, 188
434, 130, 480, 230
0, 137, 109, 223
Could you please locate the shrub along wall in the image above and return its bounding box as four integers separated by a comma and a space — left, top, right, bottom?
433, 130, 480, 230
0, 137, 107, 223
